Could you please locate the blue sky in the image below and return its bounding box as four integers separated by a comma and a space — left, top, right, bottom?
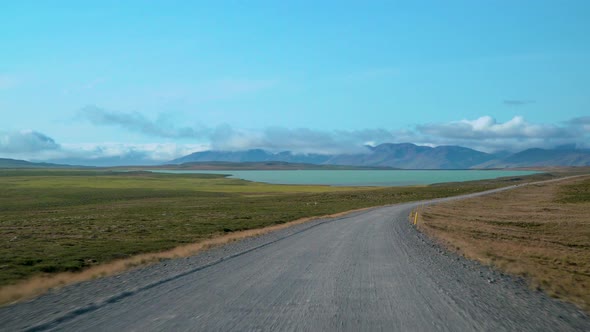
1, 1, 589, 165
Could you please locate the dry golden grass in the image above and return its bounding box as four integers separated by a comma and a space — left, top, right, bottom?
420, 176, 590, 311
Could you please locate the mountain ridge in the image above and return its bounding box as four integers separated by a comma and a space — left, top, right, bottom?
0, 158, 79, 169
3, 143, 589, 168
171, 143, 590, 169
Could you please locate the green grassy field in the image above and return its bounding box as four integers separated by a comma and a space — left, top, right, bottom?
559, 177, 590, 203
0, 169, 555, 286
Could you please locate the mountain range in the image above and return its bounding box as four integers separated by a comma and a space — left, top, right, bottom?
2, 143, 589, 169
0, 158, 77, 169
171, 143, 590, 169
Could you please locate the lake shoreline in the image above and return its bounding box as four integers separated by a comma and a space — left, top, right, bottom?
148, 169, 541, 187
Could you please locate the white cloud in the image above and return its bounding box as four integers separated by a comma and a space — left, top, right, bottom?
59, 142, 209, 162
0, 130, 60, 153
78, 106, 210, 139
412, 115, 590, 152
569, 116, 590, 132
3, 115, 588, 166
417, 115, 571, 140
0, 130, 209, 165
76, 107, 398, 155
209, 126, 402, 155
72, 113, 590, 159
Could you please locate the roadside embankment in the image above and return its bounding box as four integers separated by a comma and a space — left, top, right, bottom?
419, 175, 590, 311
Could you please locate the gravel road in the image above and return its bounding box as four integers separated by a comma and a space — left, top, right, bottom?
1, 184, 589, 331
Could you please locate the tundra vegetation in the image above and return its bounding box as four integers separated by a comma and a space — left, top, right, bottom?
420, 174, 590, 311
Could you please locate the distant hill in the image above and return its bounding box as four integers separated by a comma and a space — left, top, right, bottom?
170, 143, 496, 169
476, 148, 590, 168
325, 143, 495, 169
171, 143, 590, 169
153, 161, 396, 170
171, 149, 332, 165
0, 158, 75, 168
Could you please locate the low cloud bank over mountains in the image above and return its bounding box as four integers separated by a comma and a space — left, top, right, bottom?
2, 111, 589, 166
172, 143, 590, 169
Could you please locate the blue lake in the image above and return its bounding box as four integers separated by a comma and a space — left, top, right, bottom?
152, 170, 540, 186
